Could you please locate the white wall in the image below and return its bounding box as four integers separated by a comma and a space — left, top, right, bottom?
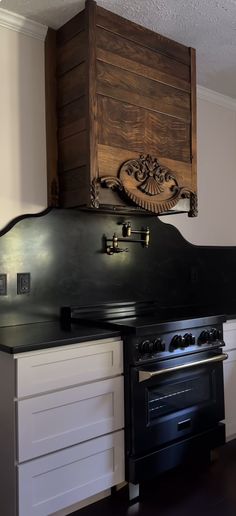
0, 20, 47, 231
163, 93, 236, 246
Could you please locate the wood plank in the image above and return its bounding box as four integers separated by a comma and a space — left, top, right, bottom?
85, 0, 99, 190
58, 97, 86, 140
96, 27, 190, 92
97, 61, 190, 121
45, 28, 59, 207
97, 144, 193, 189
147, 110, 190, 162
190, 48, 197, 191
96, 5, 190, 65
59, 130, 87, 171
59, 165, 89, 208
57, 31, 87, 76
98, 96, 190, 163
57, 9, 85, 46
58, 62, 86, 107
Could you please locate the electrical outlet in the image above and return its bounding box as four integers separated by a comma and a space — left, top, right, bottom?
0, 274, 7, 295
17, 273, 31, 294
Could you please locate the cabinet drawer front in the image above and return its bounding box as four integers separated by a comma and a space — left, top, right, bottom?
18, 431, 124, 516
17, 376, 124, 462
16, 337, 123, 397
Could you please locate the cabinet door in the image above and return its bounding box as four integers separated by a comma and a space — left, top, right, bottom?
223, 321, 236, 352
18, 431, 124, 516
16, 337, 123, 397
17, 376, 124, 461
224, 349, 236, 440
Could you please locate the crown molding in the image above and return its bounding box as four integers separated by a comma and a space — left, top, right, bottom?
197, 85, 236, 111
0, 8, 47, 40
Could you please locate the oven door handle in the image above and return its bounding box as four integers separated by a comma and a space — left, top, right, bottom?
138, 353, 228, 383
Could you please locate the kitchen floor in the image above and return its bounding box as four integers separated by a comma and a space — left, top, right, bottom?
71, 439, 236, 516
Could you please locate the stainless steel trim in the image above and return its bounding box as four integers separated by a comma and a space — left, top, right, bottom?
178, 418, 191, 426
138, 353, 228, 383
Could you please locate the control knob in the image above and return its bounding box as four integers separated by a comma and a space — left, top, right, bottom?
198, 329, 210, 345
210, 328, 222, 341
183, 333, 195, 347
170, 334, 185, 350
139, 340, 152, 355
153, 337, 165, 353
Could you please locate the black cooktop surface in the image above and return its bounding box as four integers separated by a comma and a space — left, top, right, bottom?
61, 302, 226, 337
93, 314, 226, 336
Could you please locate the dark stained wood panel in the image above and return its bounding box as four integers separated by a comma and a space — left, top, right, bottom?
57, 31, 86, 76
58, 62, 86, 107
98, 96, 143, 148
96, 27, 190, 92
59, 130, 87, 171
86, 0, 99, 185
96, 5, 190, 65
97, 96, 190, 162
58, 97, 86, 140
146, 111, 190, 162
97, 48, 190, 94
57, 9, 85, 46
97, 61, 191, 121
59, 166, 89, 207
97, 144, 193, 189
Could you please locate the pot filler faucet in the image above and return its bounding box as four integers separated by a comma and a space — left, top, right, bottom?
106, 222, 150, 255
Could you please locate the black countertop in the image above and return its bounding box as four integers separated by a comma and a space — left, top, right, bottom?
0, 310, 234, 355
0, 321, 121, 354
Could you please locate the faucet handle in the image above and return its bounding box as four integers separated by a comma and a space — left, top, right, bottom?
106, 245, 128, 255
115, 247, 129, 253
123, 222, 132, 237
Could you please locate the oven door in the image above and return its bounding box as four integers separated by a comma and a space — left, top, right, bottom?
129, 350, 227, 455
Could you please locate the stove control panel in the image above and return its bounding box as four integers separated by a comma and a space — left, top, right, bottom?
133, 323, 225, 363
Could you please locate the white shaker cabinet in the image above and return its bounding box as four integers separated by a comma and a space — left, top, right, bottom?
223, 321, 236, 440
0, 336, 125, 516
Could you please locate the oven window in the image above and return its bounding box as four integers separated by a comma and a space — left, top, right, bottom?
148, 372, 212, 422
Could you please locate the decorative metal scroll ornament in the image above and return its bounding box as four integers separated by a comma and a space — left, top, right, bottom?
100, 154, 195, 215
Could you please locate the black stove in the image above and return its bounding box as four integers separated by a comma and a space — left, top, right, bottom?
61, 302, 227, 501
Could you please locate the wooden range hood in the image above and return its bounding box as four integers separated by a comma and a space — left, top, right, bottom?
45, 0, 197, 216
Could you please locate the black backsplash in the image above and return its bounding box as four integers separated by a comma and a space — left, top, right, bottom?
0, 208, 235, 326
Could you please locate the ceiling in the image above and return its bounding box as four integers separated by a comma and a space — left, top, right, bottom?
1, 0, 236, 98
